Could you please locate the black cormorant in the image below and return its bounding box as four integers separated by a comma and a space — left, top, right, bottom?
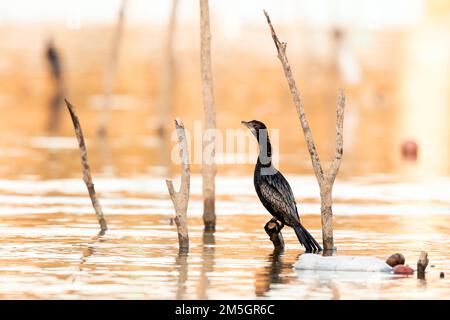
242, 120, 322, 252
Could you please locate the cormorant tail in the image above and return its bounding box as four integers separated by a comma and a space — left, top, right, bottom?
293, 223, 322, 252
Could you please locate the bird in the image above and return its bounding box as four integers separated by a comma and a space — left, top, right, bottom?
242, 120, 322, 252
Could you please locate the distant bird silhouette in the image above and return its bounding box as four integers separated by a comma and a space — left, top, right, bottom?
46, 39, 62, 80
242, 120, 322, 252
45, 39, 64, 132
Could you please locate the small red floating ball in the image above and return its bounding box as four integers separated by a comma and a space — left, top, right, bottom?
393, 264, 414, 275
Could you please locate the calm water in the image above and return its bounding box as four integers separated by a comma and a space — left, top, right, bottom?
0, 136, 448, 299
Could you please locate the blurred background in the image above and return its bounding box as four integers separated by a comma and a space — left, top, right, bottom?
0, 0, 449, 181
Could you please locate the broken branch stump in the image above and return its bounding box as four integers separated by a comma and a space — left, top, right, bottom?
166, 118, 190, 252
417, 251, 428, 280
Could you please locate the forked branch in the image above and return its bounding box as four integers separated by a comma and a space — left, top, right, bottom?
264, 10, 345, 251
166, 118, 190, 252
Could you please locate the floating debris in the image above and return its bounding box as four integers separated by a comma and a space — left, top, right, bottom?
295, 254, 392, 272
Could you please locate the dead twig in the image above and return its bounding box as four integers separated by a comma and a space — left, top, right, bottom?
65, 99, 108, 233
199, 0, 217, 230
166, 118, 190, 252
264, 10, 345, 251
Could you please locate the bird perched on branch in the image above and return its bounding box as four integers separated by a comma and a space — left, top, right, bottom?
242, 120, 322, 252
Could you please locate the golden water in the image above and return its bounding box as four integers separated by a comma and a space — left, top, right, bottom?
0, 137, 448, 299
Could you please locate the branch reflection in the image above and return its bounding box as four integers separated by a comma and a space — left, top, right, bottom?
197, 231, 215, 299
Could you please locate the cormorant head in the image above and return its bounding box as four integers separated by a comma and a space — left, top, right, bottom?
242, 120, 272, 163
241, 120, 267, 139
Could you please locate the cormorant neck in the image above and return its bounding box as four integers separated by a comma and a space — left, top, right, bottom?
256, 130, 272, 167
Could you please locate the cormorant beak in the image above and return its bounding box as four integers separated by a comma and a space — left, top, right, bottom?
241, 120, 258, 137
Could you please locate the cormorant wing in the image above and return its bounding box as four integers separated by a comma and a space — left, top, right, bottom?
259, 170, 301, 222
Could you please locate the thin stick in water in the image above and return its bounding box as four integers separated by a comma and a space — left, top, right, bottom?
65, 99, 108, 233
199, 0, 217, 230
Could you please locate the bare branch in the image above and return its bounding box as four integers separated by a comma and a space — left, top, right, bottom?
166, 118, 190, 252
263, 10, 281, 52
264, 10, 346, 251
65, 99, 108, 232
200, 0, 217, 230
327, 89, 345, 182
263, 10, 324, 184
166, 179, 176, 198
175, 118, 190, 197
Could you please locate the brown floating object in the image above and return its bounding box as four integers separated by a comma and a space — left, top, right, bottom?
440, 272, 445, 278
386, 253, 405, 268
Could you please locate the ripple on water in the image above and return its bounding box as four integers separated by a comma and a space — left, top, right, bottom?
0, 176, 448, 299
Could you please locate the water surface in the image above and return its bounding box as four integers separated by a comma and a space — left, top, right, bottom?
0, 172, 448, 299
